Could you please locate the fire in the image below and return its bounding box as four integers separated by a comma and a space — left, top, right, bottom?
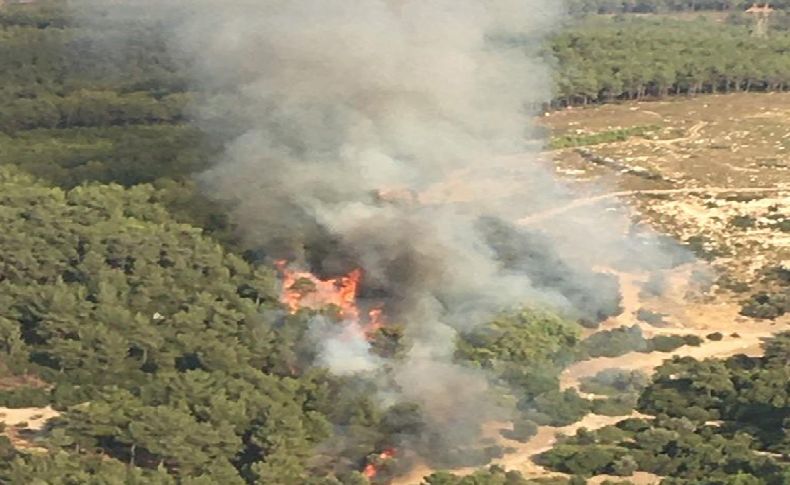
363, 449, 396, 480
365, 307, 386, 337
275, 261, 386, 339
276, 260, 362, 320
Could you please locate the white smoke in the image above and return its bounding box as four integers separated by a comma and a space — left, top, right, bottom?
70, 0, 684, 457
309, 316, 383, 376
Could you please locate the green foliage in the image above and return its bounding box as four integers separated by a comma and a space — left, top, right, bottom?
636, 308, 667, 327
591, 395, 638, 416
522, 389, 593, 426
456, 309, 580, 397
0, 386, 50, 408
502, 418, 539, 443
551, 17, 790, 107
566, 1, 786, 16
577, 326, 702, 360
549, 125, 658, 150
537, 443, 629, 476
740, 291, 789, 320
421, 465, 544, 484
0, 166, 385, 483
0, 125, 215, 187
707, 332, 724, 341
577, 325, 647, 358
638, 338, 790, 455
3, 451, 177, 485
730, 215, 757, 229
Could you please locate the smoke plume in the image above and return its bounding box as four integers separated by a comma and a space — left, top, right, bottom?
71, 0, 684, 466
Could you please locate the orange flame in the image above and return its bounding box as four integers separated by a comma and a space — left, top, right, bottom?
275, 261, 385, 340
276, 260, 362, 320
363, 449, 396, 480
365, 307, 386, 337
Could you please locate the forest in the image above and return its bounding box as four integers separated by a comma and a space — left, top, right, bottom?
0, 1, 786, 485
551, 17, 790, 106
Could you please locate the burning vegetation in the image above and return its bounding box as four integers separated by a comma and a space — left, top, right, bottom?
276, 260, 388, 340
363, 449, 397, 481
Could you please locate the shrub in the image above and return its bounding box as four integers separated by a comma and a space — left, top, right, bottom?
579, 369, 648, 396
577, 326, 646, 359
550, 125, 659, 150
646, 334, 687, 353
682, 335, 703, 347
537, 444, 627, 476
730, 215, 756, 229
706, 332, 724, 341
524, 389, 592, 426
610, 455, 638, 476
592, 395, 637, 417
0, 387, 50, 408
636, 308, 666, 327
503, 418, 539, 443
740, 291, 789, 320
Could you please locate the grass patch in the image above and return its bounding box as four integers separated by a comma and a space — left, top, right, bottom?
550, 125, 660, 150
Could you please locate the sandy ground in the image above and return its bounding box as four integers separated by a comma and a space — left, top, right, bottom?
0, 406, 59, 451
0, 406, 58, 429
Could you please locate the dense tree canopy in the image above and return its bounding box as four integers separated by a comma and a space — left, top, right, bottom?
551, 17, 790, 106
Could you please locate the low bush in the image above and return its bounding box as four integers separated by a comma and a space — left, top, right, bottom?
579, 369, 648, 396
522, 389, 592, 427
592, 395, 638, 417
0, 387, 50, 408
740, 291, 789, 320
706, 332, 724, 341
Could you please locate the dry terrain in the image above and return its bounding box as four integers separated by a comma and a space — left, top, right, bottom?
394, 93, 789, 484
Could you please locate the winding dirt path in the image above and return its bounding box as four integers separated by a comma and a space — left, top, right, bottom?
561, 331, 769, 391
652, 121, 708, 145
516, 186, 788, 226
392, 413, 648, 485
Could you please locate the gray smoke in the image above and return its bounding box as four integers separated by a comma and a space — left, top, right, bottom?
70, 0, 685, 464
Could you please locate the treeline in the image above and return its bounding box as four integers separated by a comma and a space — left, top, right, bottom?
568, 0, 790, 15
551, 17, 790, 106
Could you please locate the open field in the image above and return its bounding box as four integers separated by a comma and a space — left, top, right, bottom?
544, 93, 789, 291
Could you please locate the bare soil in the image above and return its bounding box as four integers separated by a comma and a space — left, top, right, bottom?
0, 406, 59, 451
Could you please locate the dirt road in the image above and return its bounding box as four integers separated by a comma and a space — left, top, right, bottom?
517, 186, 788, 226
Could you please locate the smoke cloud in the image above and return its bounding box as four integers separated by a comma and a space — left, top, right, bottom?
71, 0, 685, 466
